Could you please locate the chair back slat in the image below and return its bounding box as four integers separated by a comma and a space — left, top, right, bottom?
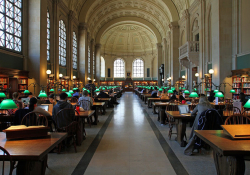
224, 114, 250, 125
21, 112, 48, 127
0, 146, 13, 175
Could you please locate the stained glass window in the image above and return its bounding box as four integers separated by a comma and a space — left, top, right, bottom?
0, 0, 22, 52
114, 58, 125, 78
72, 32, 77, 69
47, 10, 50, 61
133, 58, 144, 77
59, 20, 66, 66
101, 56, 105, 77
88, 46, 90, 74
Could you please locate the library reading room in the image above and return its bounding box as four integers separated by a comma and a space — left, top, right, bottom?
0, 0, 250, 175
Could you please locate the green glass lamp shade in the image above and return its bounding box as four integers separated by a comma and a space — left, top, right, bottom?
62, 89, 66, 92
179, 87, 182, 90
0, 92, 6, 98
182, 87, 186, 90
244, 99, 250, 108
95, 89, 100, 92
230, 89, 236, 93
66, 92, 72, 97
24, 90, 30, 94
87, 90, 90, 93
50, 89, 54, 92
69, 90, 74, 94
171, 87, 175, 90
38, 92, 47, 98
157, 87, 159, 89
0, 99, 17, 109
184, 90, 190, 94
193, 88, 197, 92
168, 90, 174, 93
73, 88, 78, 91
214, 90, 219, 93
214, 92, 224, 98
164, 87, 167, 89
159, 88, 163, 92
102, 88, 106, 90
189, 92, 199, 98
205, 88, 210, 91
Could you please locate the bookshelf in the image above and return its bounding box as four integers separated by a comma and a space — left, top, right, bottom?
18, 78, 28, 97
59, 78, 69, 91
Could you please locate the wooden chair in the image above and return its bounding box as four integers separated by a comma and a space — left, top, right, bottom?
77, 100, 93, 126
54, 108, 79, 153
0, 146, 14, 175
224, 106, 241, 117
166, 103, 179, 140
224, 114, 250, 125
21, 112, 48, 127
70, 97, 78, 103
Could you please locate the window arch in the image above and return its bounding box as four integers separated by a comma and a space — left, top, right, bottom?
0, 0, 22, 52
72, 32, 77, 69
133, 58, 144, 77
101, 56, 105, 77
114, 58, 125, 78
47, 10, 50, 61
59, 20, 66, 66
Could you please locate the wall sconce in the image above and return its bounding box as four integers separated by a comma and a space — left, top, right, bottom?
73, 76, 76, 79
209, 69, 214, 74
195, 73, 199, 77
93, 79, 96, 81
46, 70, 51, 75
59, 74, 63, 78
182, 75, 186, 79
87, 77, 91, 80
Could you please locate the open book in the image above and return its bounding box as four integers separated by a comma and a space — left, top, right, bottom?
4, 125, 46, 131
221, 125, 250, 140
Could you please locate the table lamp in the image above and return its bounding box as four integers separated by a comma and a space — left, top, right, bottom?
171, 87, 175, 90
23, 90, 30, 94
214, 90, 219, 93
179, 87, 182, 90
50, 89, 54, 92
159, 88, 163, 92
66, 92, 72, 98
0, 99, 18, 115
95, 89, 100, 92
214, 92, 224, 104
244, 99, 250, 108
168, 90, 173, 94
73, 88, 78, 91
0, 92, 6, 98
62, 89, 66, 92
182, 87, 186, 90
189, 92, 199, 104
184, 90, 190, 94
193, 88, 197, 92
69, 90, 74, 94
38, 90, 48, 98
230, 89, 236, 93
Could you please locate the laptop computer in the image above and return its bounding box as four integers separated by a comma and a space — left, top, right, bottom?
21, 98, 30, 105
37, 105, 49, 112
178, 105, 191, 116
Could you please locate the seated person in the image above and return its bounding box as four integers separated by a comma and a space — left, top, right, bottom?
26, 97, 51, 117
8, 92, 23, 115
78, 90, 93, 111
169, 90, 178, 101
52, 92, 75, 128
179, 91, 185, 102
73, 89, 80, 98
160, 92, 169, 99
148, 87, 153, 94
208, 90, 215, 102
97, 89, 110, 98
44, 93, 55, 105
151, 87, 158, 97
184, 96, 214, 155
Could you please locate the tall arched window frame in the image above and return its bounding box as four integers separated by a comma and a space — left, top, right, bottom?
47, 10, 50, 61
133, 58, 144, 77
88, 46, 90, 74
72, 32, 77, 69
59, 20, 66, 66
114, 58, 125, 78
101, 56, 105, 77
0, 0, 22, 52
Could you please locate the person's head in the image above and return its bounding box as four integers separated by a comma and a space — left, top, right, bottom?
12, 92, 19, 100
88, 80, 92, 84
82, 90, 88, 97
28, 92, 33, 98
49, 93, 54, 103
199, 96, 209, 104
200, 94, 206, 97
29, 97, 38, 111
59, 92, 68, 101
76, 89, 79, 92
154, 87, 157, 90
57, 89, 62, 94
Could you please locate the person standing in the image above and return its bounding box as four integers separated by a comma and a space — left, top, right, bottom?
85, 80, 96, 97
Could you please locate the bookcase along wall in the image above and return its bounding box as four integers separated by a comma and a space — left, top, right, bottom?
232, 68, 250, 99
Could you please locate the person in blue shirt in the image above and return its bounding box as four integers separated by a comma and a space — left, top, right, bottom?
73, 89, 80, 98
151, 87, 158, 97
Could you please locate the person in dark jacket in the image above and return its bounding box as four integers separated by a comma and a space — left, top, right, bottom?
169, 90, 178, 101
208, 90, 215, 102
97, 89, 110, 98
52, 92, 75, 128
151, 87, 158, 97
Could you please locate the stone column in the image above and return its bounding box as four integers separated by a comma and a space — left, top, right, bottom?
157, 43, 163, 85
95, 43, 102, 86
28, 0, 47, 96
68, 10, 74, 80
169, 22, 180, 85
78, 23, 88, 85
53, 0, 59, 81
211, 0, 232, 86
163, 38, 168, 80
90, 39, 94, 80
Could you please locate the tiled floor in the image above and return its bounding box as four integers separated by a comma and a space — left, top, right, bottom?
41, 92, 250, 175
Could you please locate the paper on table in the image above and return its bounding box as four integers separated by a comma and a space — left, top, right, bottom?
5, 125, 45, 130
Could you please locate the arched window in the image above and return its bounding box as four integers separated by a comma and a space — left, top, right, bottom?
114, 58, 125, 78
59, 20, 66, 66
47, 10, 50, 61
88, 46, 90, 74
72, 32, 77, 69
101, 56, 105, 77
0, 0, 22, 52
133, 58, 144, 77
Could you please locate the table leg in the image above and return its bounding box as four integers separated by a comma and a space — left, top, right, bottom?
213, 151, 245, 175
17, 155, 47, 175
144, 97, 147, 104
175, 119, 186, 146
159, 106, 166, 124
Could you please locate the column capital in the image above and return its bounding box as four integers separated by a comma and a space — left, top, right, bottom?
79, 23, 88, 31
168, 21, 179, 30
183, 9, 190, 19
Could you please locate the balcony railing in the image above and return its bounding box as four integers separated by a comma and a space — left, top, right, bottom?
179, 41, 200, 66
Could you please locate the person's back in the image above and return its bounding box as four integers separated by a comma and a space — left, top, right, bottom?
52, 92, 74, 128
78, 90, 93, 111
97, 91, 110, 98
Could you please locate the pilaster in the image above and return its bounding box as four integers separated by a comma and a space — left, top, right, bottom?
95, 43, 102, 85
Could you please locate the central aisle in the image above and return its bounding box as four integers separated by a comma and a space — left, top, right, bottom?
84, 92, 176, 175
